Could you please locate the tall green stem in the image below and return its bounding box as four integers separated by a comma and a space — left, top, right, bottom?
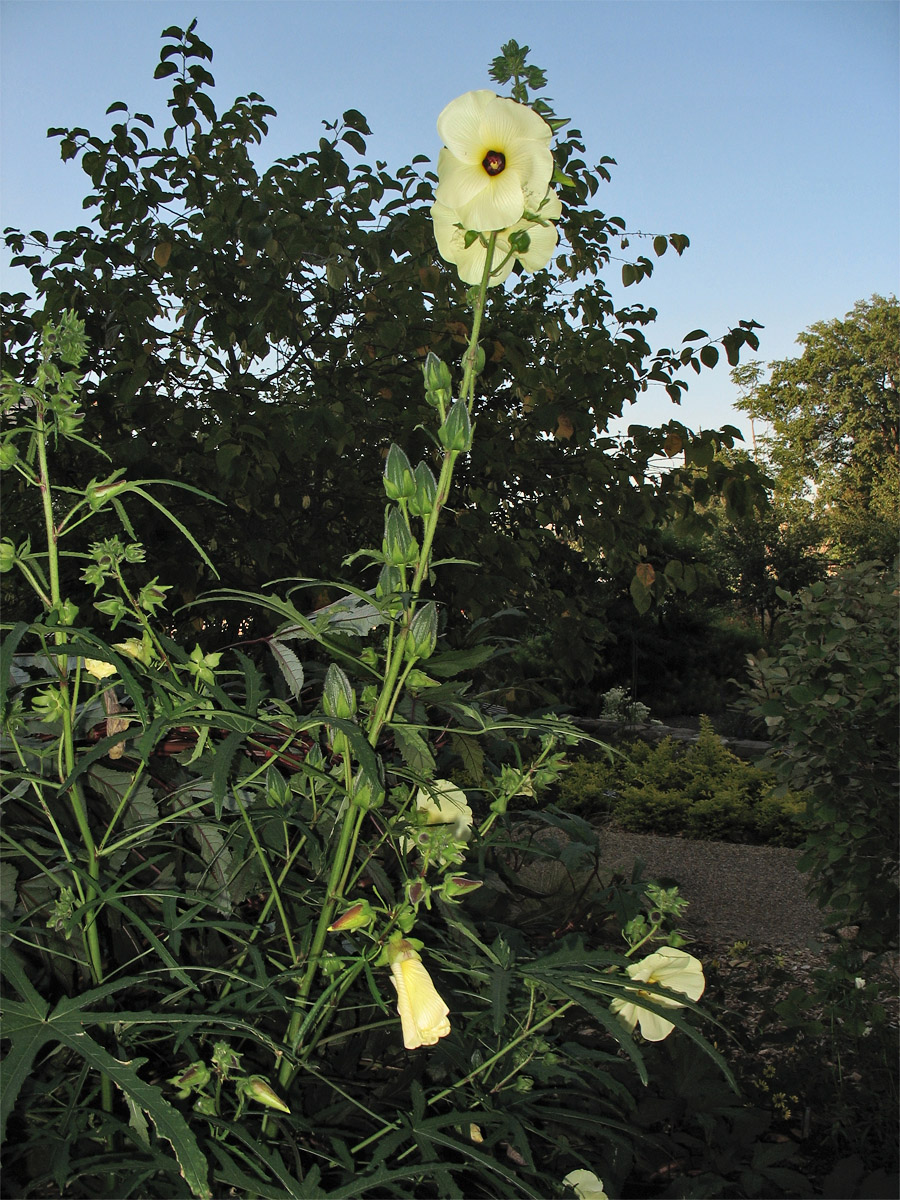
277, 238, 498, 1091
34, 396, 111, 1116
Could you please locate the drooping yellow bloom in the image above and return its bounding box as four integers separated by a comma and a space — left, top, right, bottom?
563, 1169, 610, 1200
387, 939, 451, 1050
610, 947, 705, 1042
435, 90, 554, 232
415, 778, 473, 839
83, 658, 117, 681
431, 188, 561, 287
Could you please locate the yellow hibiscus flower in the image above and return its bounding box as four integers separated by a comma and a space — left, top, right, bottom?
387, 939, 451, 1050
563, 1169, 610, 1200
431, 188, 561, 286
414, 778, 473, 839
610, 947, 705, 1042
435, 89, 554, 232
83, 658, 117, 681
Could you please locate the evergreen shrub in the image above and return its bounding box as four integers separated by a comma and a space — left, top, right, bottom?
556, 717, 806, 845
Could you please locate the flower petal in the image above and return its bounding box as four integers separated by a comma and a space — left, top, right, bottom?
389, 949, 451, 1049
435, 91, 554, 231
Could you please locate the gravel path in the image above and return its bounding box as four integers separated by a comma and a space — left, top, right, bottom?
596, 824, 828, 951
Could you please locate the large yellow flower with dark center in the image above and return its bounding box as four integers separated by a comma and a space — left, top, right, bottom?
435, 90, 554, 232
387, 939, 451, 1050
610, 947, 705, 1042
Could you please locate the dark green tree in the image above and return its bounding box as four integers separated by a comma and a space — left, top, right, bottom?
1, 25, 766, 703
734, 296, 899, 565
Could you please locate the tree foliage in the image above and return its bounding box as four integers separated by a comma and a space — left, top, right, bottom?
741, 562, 899, 956
735, 295, 899, 564
2, 25, 766, 702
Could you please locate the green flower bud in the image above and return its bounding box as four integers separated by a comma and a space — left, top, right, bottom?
382, 507, 419, 567
86, 473, 131, 512
405, 602, 438, 660
441, 875, 484, 900
383, 443, 416, 501
188, 644, 222, 687
351, 769, 384, 810
0, 442, 18, 470
94, 597, 127, 626
137, 578, 171, 615
423, 352, 452, 396
0, 539, 15, 573
328, 899, 375, 932
405, 878, 431, 908
168, 1061, 211, 1100
323, 662, 356, 719
238, 1076, 291, 1114
438, 399, 473, 453
54, 598, 79, 626
212, 1041, 242, 1077
408, 462, 438, 518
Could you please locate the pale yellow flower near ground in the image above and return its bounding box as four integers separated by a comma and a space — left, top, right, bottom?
83, 658, 117, 681
415, 778, 473, 839
563, 1169, 610, 1200
387, 939, 451, 1050
435, 89, 553, 231
610, 947, 705, 1041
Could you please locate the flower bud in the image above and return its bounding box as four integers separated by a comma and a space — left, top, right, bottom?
0, 539, 16, 573
239, 1076, 291, 1114
438, 398, 473, 453
323, 662, 356, 719
328, 900, 375, 932
382, 507, 419, 567
441, 875, 484, 900
168, 1061, 211, 1099
0, 442, 18, 469
405, 602, 438, 660
423, 352, 452, 400
86, 474, 131, 512
94, 597, 127, 626
54, 598, 79, 626
408, 462, 438, 518
383, 443, 417, 501
405, 878, 431, 908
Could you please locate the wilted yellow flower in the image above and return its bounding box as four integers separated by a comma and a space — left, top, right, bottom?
432, 188, 561, 287
563, 1169, 610, 1200
610, 947, 705, 1042
415, 778, 473, 839
435, 89, 553, 231
387, 939, 451, 1050
83, 658, 116, 681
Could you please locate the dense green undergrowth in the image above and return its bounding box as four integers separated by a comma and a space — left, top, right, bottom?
554, 717, 806, 846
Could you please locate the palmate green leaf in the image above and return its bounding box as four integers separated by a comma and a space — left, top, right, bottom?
0, 974, 211, 1198
1, 1000, 54, 1143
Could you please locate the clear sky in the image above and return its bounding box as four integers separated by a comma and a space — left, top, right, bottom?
2, 0, 897, 437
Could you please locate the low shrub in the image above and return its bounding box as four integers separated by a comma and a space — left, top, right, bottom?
556, 717, 806, 845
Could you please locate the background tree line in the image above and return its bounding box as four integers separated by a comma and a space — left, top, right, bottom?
2, 23, 895, 717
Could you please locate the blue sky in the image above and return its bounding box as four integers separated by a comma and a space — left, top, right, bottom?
2, 0, 897, 437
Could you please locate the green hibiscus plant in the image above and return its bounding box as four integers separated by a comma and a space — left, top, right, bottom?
1, 45, 726, 1200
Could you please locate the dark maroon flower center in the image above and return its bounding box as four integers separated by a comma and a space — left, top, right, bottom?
481, 149, 506, 177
